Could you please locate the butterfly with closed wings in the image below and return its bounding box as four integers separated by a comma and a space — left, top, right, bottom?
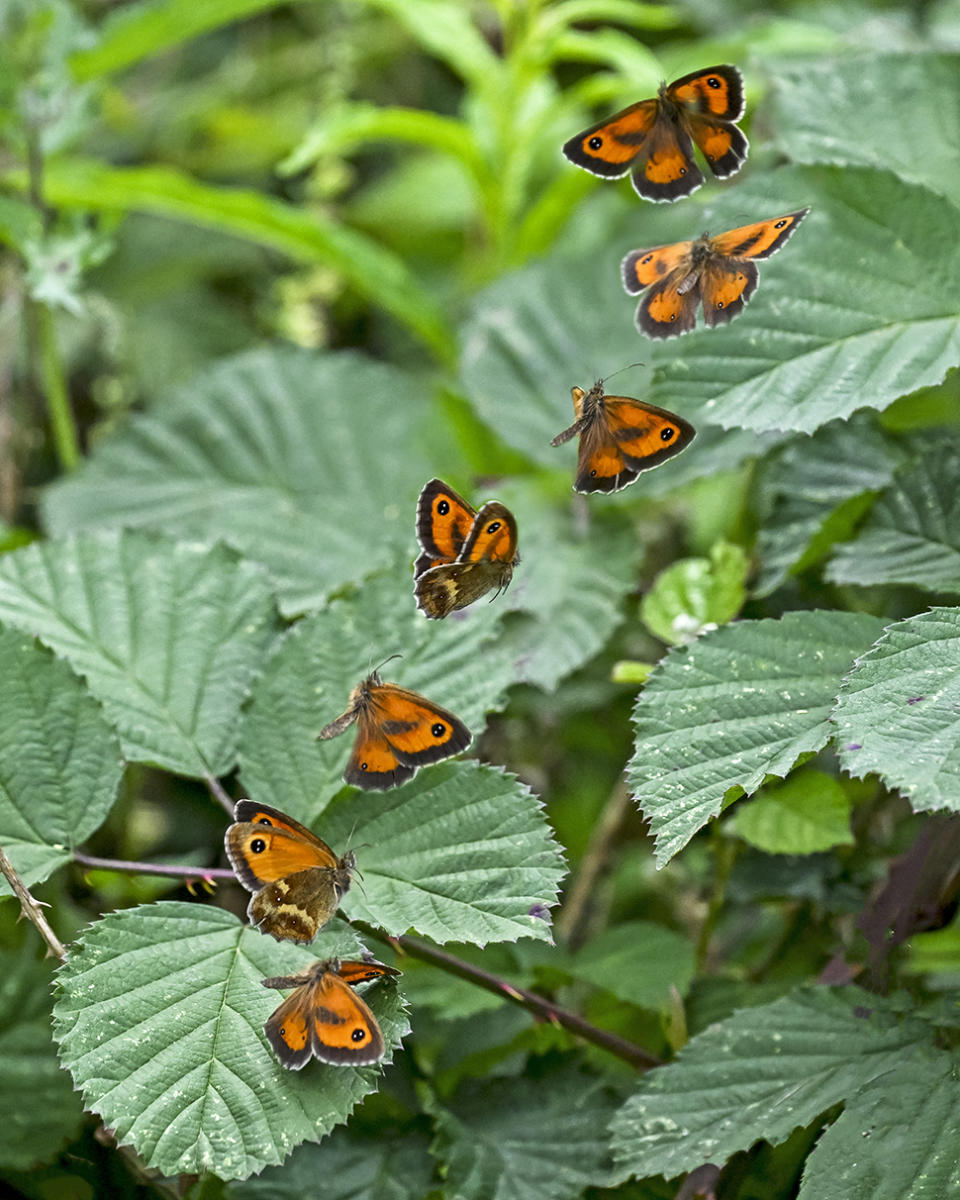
563, 64, 748, 202
414, 478, 520, 619
225, 800, 355, 943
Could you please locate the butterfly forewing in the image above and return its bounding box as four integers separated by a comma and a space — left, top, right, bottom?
708, 209, 809, 260
667, 65, 745, 120
414, 479, 476, 576
562, 99, 658, 177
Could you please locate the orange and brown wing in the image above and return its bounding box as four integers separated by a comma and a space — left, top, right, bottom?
635, 273, 701, 339
603, 396, 696, 472
414, 478, 477, 577
310, 972, 386, 1066
699, 260, 758, 326
457, 502, 518, 566
335, 959, 401, 986
630, 118, 702, 202
622, 241, 693, 294
667, 65, 745, 121
708, 209, 810, 260
371, 683, 471, 767
225, 806, 337, 892
264, 981, 316, 1069
562, 98, 659, 178
686, 113, 748, 179
344, 715, 415, 791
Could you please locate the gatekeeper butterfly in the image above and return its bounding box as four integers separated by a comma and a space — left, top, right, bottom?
225, 800, 355, 943
317, 669, 471, 789
413, 478, 520, 619
262, 957, 401, 1069
622, 208, 809, 338
562, 65, 747, 202
551, 376, 695, 493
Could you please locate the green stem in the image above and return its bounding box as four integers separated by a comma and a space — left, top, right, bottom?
695, 831, 737, 971
33, 301, 80, 471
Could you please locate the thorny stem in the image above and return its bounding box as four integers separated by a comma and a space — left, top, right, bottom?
0, 842, 66, 959
72, 852, 662, 1072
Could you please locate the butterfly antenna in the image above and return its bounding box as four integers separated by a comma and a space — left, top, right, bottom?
601, 361, 645, 385
372, 652, 403, 675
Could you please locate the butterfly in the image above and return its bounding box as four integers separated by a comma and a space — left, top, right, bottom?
317, 669, 471, 789
224, 799, 355, 943
262, 957, 401, 1069
621, 209, 810, 338
413, 478, 520, 619
551, 377, 695, 493
562, 65, 747, 202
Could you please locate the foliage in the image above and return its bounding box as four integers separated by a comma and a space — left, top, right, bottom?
2, 0, 960, 1198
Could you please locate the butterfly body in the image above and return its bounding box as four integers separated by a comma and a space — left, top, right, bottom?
551, 379, 695, 493
413, 479, 519, 619
563, 65, 747, 202
622, 208, 810, 338
318, 669, 471, 789
225, 800, 354, 943
262, 957, 400, 1068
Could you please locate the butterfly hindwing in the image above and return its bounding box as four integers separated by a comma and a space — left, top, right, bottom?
686, 113, 749, 179
636, 275, 701, 338
632, 119, 702, 202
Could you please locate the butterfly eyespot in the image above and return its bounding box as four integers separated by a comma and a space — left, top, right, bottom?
588, 135, 603, 149
661, 427, 675, 442
256, 816, 273, 826
641, 254, 653, 264
590, 469, 598, 477
669, 314, 677, 322
679, 167, 686, 175
716, 300, 725, 309
486, 520, 501, 533
707, 76, 721, 88
437, 499, 449, 515
431, 722, 446, 738
775, 220, 787, 228
360, 761, 369, 771
250, 837, 267, 854
351, 1029, 366, 1043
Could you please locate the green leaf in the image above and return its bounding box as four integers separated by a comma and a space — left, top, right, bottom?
238, 559, 513, 816
0, 625, 123, 891
434, 1065, 618, 1200
826, 441, 960, 592
69, 0, 310, 80
797, 1051, 960, 1200
834, 608, 960, 813
729, 769, 854, 855
0, 194, 42, 251
627, 611, 886, 865
496, 479, 638, 692
640, 541, 748, 645
53, 904, 409, 1180
359, 0, 497, 89
610, 988, 933, 1182
0, 950, 83, 1170
0, 532, 278, 777
567, 921, 696, 1010
41, 349, 439, 615
770, 53, 960, 202
227, 1125, 435, 1200
314, 762, 565, 946
39, 159, 454, 361
640, 167, 960, 436
753, 415, 907, 597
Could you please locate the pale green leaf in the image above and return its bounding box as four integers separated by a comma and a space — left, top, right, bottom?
496, 479, 638, 692
567, 920, 695, 1009
53, 904, 409, 1180
0, 951, 83, 1170
826, 441, 960, 592
238, 559, 513, 816
641, 541, 748, 645
627, 611, 886, 865
797, 1052, 960, 1200
730, 769, 854, 855
41, 349, 439, 615
0, 625, 123, 892
753, 415, 907, 597
610, 988, 933, 1182
0, 195, 42, 251
834, 608, 960, 812
770, 53, 960, 202
359, 0, 497, 88
227, 1126, 434, 1200
0, 532, 278, 777
318, 762, 565, 945
40, 159, 454, 361
434, 1065, 618, 1200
